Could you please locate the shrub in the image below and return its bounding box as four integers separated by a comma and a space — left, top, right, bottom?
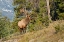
55, 24, 60, 33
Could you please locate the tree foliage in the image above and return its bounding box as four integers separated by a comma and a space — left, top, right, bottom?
0, 14, 11, 38
50, 0, 64, 20
13, 0, 64, 32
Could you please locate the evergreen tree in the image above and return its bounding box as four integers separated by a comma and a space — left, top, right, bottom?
0, 14, 11, 38
13, 0, 50, 32
50, 0, 64, 20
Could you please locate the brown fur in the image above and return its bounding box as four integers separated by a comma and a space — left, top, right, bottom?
18, 14, 30, 33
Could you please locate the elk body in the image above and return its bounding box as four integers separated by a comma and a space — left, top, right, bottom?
18, 14, 30, 34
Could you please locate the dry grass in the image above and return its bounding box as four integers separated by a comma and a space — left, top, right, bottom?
2, 20, 64, 42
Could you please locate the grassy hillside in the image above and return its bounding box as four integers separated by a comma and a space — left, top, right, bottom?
1, 20, 64, 42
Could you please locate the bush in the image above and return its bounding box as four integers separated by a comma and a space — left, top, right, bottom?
55, 24, 60, 33
55, 24, 64, 33
58, 13, 64, 20
0, 17, 10, 38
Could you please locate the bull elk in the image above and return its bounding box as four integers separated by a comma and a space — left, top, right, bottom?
18, 8, 31, 34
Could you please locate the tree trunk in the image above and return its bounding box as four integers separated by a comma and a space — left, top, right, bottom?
46, 0, 51, 21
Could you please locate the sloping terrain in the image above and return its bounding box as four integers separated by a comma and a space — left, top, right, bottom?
1, 20, 64, 42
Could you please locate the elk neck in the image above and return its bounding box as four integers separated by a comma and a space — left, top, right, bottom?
25, 17, 30, 22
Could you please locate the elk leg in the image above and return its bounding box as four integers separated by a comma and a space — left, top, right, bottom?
18, 27, 22, 33
20, 28, 23, 34
24, 28, 26, 33
23, 28, 25, 33
23, 28, 26, 33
